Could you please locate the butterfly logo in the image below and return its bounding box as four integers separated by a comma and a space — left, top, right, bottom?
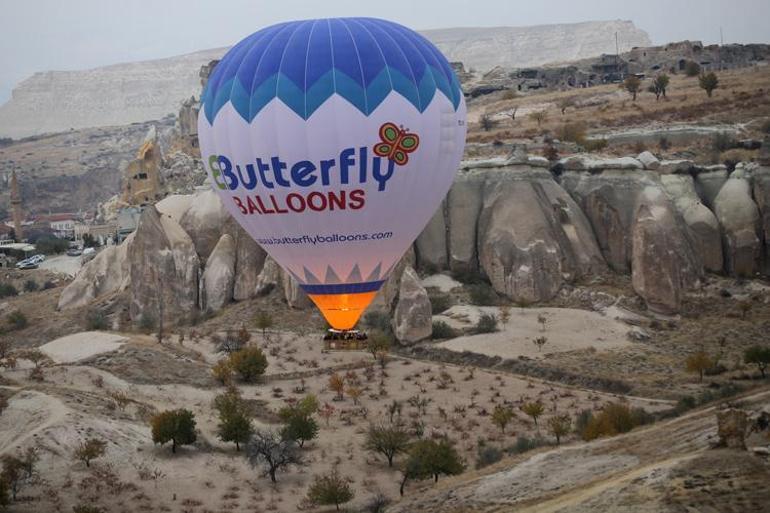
373, 122, 420, 166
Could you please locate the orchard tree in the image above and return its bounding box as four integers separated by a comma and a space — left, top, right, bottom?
364, 424, 410, 467
213, 387, 253, 451
744, 346, 770, 378
491, 405, 515, 435
329, 373, 345, 401
254, 310, 274, 340
150, 409, 197, 453
229, 347, 268, 383
547, 414, 572, 445
305, 467, 354, 511
528, 110, 547, 127
399, 439, 464, 496
685, 350, 713, 382
74, 438, 107, 467
650, 73, 670, 100
623, 75, 641, 101
279, 401, 319, 449
521, 401, 545, 430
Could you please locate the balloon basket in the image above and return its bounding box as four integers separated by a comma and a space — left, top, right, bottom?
323, 329, 368, 351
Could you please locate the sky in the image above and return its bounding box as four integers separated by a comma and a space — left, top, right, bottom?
1, 0, 769, 104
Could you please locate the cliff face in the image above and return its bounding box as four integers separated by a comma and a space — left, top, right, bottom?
0, 48, 224, 138
0, 21, 650, 138
423, 20, 651, 72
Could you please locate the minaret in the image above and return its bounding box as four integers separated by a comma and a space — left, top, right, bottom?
10, 170, 23, 241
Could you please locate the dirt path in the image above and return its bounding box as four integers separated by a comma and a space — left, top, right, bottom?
0, 388, 69, 453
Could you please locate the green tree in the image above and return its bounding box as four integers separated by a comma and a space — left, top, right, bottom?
229, 347, 268, 383
74, 438, 107, 467
213, 387, 253, 451
699, 72, 719, 97
684, 61, 701, 77
491, 405, 515, 435
399, 439, 464, 496
305, 468, 354, 511
521, 401, 545, 429
547, 414, 571, 445
279, 409, 319, 448
364, 424, 411, 467
150, 409, 197, 453
744, 345, 770, 378
1, 455, 25, 500
623, 76, 642, 101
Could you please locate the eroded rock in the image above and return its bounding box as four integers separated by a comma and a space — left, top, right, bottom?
714, 177, 761, 276
201, 234, 236, 312
392, 266, 432, 344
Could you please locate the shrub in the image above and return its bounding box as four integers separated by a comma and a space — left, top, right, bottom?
0, 283, 18, 298
479, 113, 498, 131
429, 292, 452, 314
699, 72, 719, 97
712, 132, 737, 152
623, 76, 641, 101
253, 310, 273, 338
491, 405, 515, 434
431, 321, 457, 340
229, 346, 268, 383
468, 283, 498, 306
474, 313, 498, 334
583, 138, 608, 152
6, 310, 28, 331
85, 309, 108, 330
399, 439, 464, 496
72, 505, 105, 513
528, 110, 547, 127
685, 350, 714, 382
451, 268, 484, 285
547, 414, 571, 445
305, 468, 354, 510
475, 443, 503, 469
150, 409, 197, 453
23, 280, 38, 292
557, 122, 587, 144
211, 359, 233, 385
506, 435, 547, 455
501, 89, 518, 100
33, 236, 69, 254
684, 61, 701, 77
581, 402, 643, 441
364, 310, 392, 335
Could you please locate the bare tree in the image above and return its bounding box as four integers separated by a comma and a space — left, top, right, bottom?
245, 429, 302, 483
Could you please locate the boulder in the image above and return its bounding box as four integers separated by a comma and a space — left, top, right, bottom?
128, 206, 200, 326
179, 189, 231, 260
415, 202, 448, 270
694, 168, 728, 209
561, 169, 658, 272
58, 233, 134, 310
477, 167, 605, 303
657, 159, 694, 174
714, 177, 761, 276
631, 186, 703, 314
636, 151, 660, 170
661, 174, 723, 272
392, 266, 432, 344
371, 248, 416, 311
446, 171, 484, 272
201, 234, 236, 312
716, 408, 748, 450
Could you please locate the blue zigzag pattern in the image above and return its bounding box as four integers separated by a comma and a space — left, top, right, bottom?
202, 17, 463, 123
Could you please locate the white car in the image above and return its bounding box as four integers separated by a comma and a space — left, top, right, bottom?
30, 254, 46, 264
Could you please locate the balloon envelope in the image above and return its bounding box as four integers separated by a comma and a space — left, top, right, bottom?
198, 17, 466, 329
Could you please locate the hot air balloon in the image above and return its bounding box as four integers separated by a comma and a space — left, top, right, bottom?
198, 17, 466, 332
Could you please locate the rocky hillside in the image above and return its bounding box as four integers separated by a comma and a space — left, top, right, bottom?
0, 20, 649, 138
423, 20, 650, 71
59, 147, 770, 339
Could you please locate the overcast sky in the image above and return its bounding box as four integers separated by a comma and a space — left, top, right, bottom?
1, 0, 768, 104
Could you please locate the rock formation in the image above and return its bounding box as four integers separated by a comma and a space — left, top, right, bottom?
120, 126, 163, 206
714, 176, 761, 276
631, 187, 703, 314
201, 234, 236, 312
128, 206, 199, 326
716, 408, 748, 450
476, 167, 605, 303
392, 266, 432, 344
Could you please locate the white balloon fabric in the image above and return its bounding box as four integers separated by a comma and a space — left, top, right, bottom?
198, 17, 466, 329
